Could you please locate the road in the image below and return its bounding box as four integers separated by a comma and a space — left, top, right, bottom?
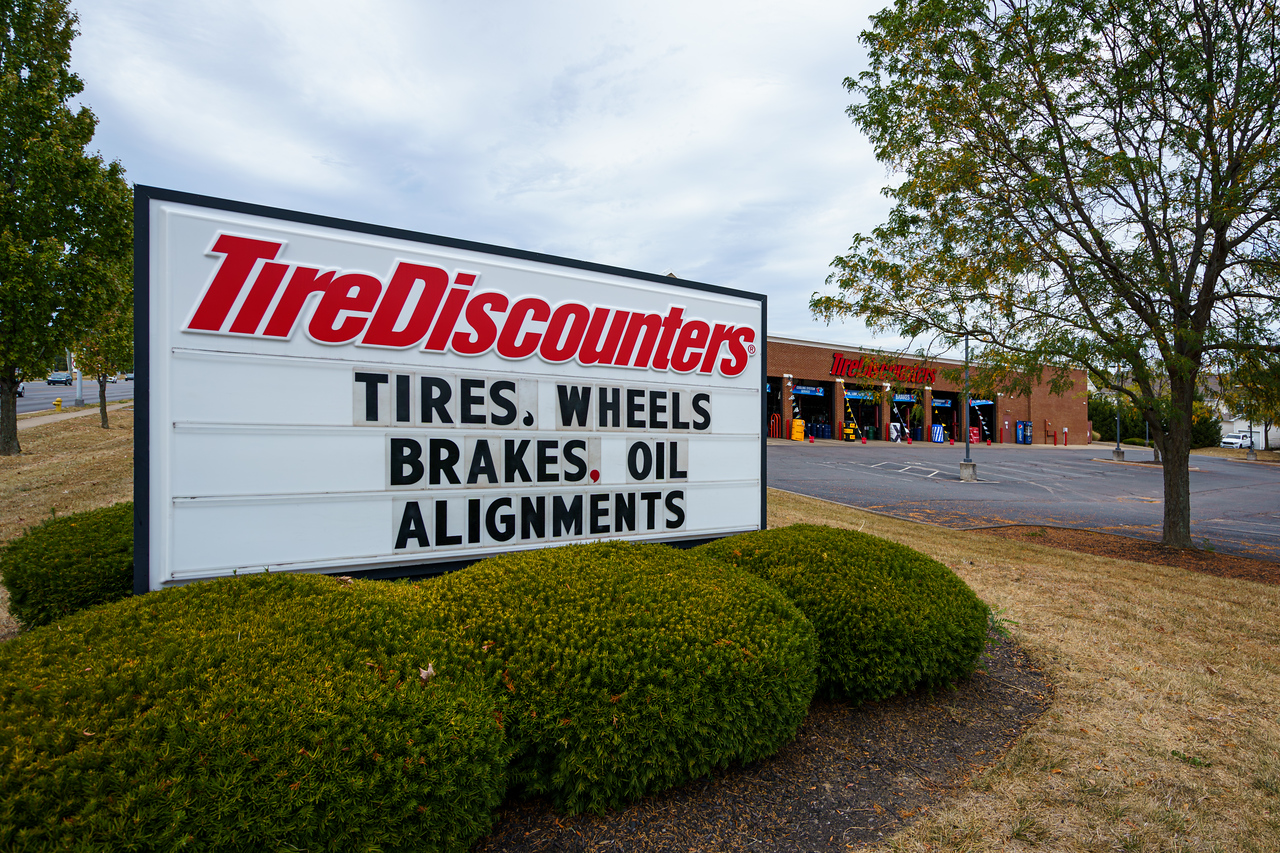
766, 439, 1280, 563
17, 379, 135, 415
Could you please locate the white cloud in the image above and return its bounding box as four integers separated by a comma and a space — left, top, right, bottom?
72, 0, 902, 345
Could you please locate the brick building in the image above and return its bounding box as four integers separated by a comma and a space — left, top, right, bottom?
767, 337, 1091, 445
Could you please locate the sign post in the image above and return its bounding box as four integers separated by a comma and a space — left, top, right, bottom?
135, 187, 766, 593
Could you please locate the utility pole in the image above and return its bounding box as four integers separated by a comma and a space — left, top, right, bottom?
1112, 364, 1124, 463
960, 332, 977, 481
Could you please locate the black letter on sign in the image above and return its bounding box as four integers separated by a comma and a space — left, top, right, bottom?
487, 497, 516, 542
395, 374, 411, 423
490, 380, 517, 426
692, 393, 711, 430
395, 501, 429, 549
626, 388, 645, 428
390, 438, 424, 485
522, 496, 546, 539
421, 376, 453, 424
562, 439, 587, 482
557, 385, 591, 427
614, 492, 635, 532
536, 440, 559, 483
627, 441, 653, 480
429, 438, 461, 485
670, 391, 691, 430
553, 494, 583, 536
435, 501, 462, 546
590, 493, 610, 534
598, 386, 620, 428
461, 377, 486, 424
640, 491, 661, 529
665, 490, 686, 529
467, 439, 499, 485
504, 439, 532, 483
355, 372, 388, 422
468, 498, 481, 544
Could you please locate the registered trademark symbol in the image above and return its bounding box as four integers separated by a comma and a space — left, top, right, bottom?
747, 344, 756, 355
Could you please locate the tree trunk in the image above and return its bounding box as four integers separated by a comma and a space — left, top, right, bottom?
98, 375, 109, 428
0, 364, 20, 456
1159, 378, 1197, 549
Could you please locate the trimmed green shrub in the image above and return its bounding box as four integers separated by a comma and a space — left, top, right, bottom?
696, 525, 989, 704
418, 540, 818, 815
0, 573, 507, 852
1121, 437, 1153, 447
0, 502, 133, 630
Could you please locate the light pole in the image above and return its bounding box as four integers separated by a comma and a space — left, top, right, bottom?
960, 331, 977, 481
1112, 364, 1124, 463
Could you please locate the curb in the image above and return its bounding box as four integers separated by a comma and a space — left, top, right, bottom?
17, 402, 134, 431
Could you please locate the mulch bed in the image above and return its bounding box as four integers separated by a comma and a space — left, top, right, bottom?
974, 525, 1280, 586
478, 529, 1280, 852
476, 636, 1050, 852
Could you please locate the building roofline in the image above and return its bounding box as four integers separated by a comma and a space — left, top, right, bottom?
766, 335, 965, 368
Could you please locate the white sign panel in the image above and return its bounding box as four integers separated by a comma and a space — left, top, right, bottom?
135, 187, 766, 591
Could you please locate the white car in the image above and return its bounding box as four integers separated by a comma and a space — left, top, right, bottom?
1220, 432, 1255, 449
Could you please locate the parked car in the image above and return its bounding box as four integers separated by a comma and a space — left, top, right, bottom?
124, 372, 134, 381
107, 375, 117, 383
1220, 432, 1256, 449
46, 372, 72, 385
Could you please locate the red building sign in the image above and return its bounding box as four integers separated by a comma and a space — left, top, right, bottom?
830, 353, 936, 385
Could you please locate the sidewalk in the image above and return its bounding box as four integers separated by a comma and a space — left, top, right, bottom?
17, 402, 133, 431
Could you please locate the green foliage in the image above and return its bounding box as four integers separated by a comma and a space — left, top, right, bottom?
417, 541, 818, 815
696, 525, 989, 704
0, 502, 132, 629
0, 0, 133, 455
1190, 403, 1222, 450
815, 0, 1280, 548
74, 302, 133, 427
1091, 395, 1220, 449
0, 573, 507, 852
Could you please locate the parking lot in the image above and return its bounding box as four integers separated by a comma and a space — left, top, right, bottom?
15, 379, 135, 415
767, 438, 1280, 563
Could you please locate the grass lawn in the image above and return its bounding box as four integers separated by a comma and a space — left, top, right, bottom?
2, 414, 1278, 850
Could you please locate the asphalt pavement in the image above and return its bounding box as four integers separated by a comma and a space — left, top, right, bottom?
16, 379, 135, 415
766, 437, 1280, 563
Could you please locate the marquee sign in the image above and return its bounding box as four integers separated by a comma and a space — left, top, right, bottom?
135, 187, 766, 592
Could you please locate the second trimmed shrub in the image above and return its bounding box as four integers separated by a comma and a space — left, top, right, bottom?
696, 525, 989, 704
418, 540, 819, 814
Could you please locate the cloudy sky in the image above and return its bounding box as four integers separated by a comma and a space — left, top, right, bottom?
72, 0, 902, 347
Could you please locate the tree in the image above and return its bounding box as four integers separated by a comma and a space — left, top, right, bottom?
0, 0, 132, 455
74, 299, 131, 428
1212, 351, 1280, 449
815, 0, 1280, 548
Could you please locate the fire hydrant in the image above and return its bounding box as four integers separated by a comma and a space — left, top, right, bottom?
54, 398, 62, 412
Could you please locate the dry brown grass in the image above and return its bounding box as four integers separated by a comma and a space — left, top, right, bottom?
771, 489, 1280, 852
1192, 445, 1280, 464
3, 417, 1278, 850
0, 408, 134, 637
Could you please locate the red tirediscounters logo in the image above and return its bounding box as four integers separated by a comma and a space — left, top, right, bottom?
185, 234, 758, 377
